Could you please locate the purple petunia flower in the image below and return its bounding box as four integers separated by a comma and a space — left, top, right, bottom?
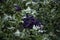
23, 14, 42, 29
14, 4, 22, 11
0, 0, 4, 3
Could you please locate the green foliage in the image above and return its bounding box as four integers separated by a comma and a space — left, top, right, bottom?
0, 0, 60, 40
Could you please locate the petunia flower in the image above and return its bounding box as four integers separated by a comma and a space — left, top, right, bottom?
14, 4, 22, 11
0, 0, 4, 3
23, 14, 42, 29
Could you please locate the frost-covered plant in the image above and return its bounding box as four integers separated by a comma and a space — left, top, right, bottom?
0, 0, 60, 40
